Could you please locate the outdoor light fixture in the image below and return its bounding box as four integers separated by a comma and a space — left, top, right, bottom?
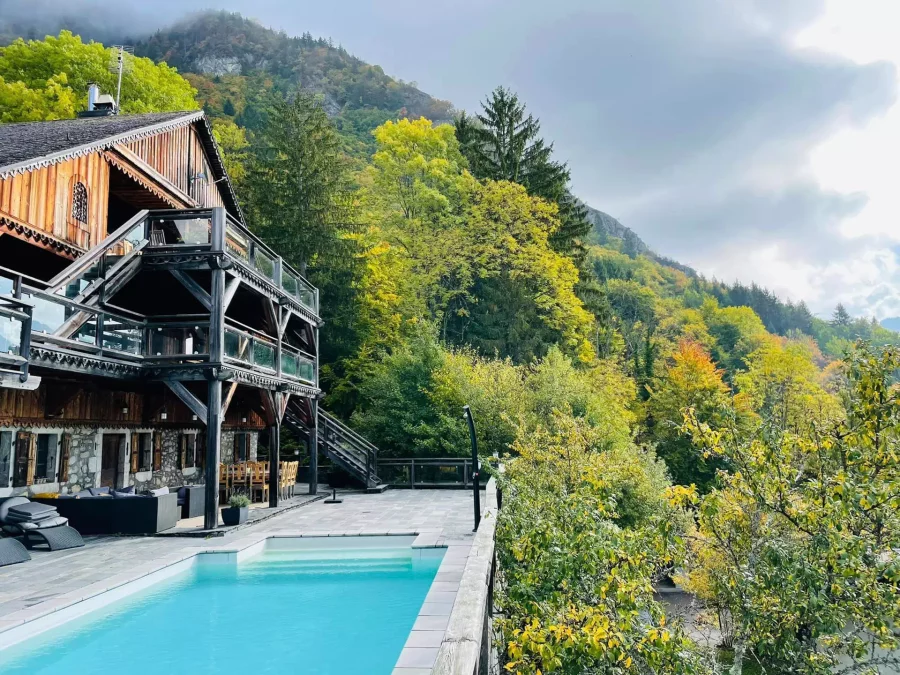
121, 406, 129, 415
160, 411, 168, 421
192, 414, 198, 421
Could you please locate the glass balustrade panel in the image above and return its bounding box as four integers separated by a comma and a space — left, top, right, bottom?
102, 319, 142, 355
146, 217, 211, 246
0, 316, 22, 355
253, 340, 276, 370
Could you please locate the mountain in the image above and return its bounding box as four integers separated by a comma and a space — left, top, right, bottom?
881, 317, 900, 332
132, 12, 454, 126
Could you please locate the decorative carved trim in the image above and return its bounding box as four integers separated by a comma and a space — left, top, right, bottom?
0, 113, 204, 180
29, 345, 142, 377
102, 151, 184, 208
0, 214, 81, 258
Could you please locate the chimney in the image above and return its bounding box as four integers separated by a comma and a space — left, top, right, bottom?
87, 83, 99, 112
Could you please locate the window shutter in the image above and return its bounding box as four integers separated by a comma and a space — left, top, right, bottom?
25, 433, 36, 486
178, 434, 186, 469
196, 433, 205, 471
13, 431, 32, 488
233, 434, 239, 463
130, 433, 139, 474
46, 435, 60, 483
153, 432, 162, 471
59, 433, 71, 483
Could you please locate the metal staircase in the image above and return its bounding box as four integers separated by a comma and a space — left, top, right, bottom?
283, 403, 385, 491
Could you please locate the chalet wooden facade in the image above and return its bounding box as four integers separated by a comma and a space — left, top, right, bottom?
0, 110, 381, 529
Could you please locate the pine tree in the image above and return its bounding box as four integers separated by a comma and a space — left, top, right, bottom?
455, 87, 590, 256
832, 303, 851, 327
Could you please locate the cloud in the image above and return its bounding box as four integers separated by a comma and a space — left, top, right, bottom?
1, 0, 897, 318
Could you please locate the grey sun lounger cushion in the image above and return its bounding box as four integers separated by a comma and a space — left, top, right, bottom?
6, 502, 59, 521
0, 538, 30, 567
14, 516, 69, 530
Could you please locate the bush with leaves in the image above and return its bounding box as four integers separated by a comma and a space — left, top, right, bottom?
495, 413, 712, 674
677, 342, 900, 674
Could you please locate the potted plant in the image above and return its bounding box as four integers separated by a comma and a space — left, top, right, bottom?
221, 494, 250, 526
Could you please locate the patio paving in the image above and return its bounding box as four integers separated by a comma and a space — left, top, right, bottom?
0, 488, 482, 617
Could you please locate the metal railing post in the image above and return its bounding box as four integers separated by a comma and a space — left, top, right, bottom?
410, 459, 415, 489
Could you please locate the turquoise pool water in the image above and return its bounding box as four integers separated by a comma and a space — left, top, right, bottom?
0, 542, 443, 674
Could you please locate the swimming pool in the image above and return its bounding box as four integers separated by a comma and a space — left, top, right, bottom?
0, 537, 444, 675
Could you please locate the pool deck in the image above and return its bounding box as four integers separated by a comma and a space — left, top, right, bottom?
0, 488, 484, 674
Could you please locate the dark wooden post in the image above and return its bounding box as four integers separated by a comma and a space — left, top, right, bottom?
204, 379, 222, 529
309, 398, 318, 495
204, 207, 227, 529
268, 422, 280, 507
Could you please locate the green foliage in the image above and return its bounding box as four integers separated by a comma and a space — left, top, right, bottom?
495, 414, 711, 674
211, 119, 249, 185
679, 342, 900, 674
0, 31, 197, 122
243, 91, 355, 271
228, 494, 250, 508
456, 87, 590, 255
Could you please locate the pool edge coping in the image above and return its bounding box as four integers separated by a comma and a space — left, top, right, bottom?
0, 529, 452, 654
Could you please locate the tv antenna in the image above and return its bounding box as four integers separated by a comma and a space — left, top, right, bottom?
109, 45, 134, 112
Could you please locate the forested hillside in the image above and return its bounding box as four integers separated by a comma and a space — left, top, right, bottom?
3, 20, 900, 674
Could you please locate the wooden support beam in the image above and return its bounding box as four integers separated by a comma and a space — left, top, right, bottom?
268, 390, 282, 508
223, 276, 241, 312
205, 379, 222, 529
221, 381, 238, 417
259, 389, 277, 426
279, 393, 290, 423
170, 270, 212, 311
262, 297, 279, 336
279, 307, 291, 339
164, 380, 208, 421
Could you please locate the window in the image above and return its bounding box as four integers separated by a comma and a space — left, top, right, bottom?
71, 182, 88, 224
179, 433, 197, 469
12, 432, 58, 486
233, 433, 250, 463
34, 434, 59, 483
0, 431, 11, 488
130, 433, 153, 473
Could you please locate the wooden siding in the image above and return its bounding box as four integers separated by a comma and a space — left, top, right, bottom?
0, 384, 264, 429
124, 125, 226, 210
0, 154, 109, 250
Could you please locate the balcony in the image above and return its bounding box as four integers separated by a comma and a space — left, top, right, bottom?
0, 206, 320, 390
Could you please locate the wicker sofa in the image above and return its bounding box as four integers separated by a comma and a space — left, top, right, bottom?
34, 491, 179, 535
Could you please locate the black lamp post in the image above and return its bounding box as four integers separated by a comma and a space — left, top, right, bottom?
463, 405, 480, 531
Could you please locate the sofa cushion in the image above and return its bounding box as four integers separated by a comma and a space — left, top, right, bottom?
148, 487, 169, 498
0, 497, 31, 523
118, 485, 135, 494
88, 487, 111, 496
113, 491, 139, 498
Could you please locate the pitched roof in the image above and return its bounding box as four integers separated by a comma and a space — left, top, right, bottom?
0, 111, 243, 221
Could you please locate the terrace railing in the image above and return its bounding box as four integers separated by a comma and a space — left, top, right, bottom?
375, 457, 477, 489
143, 210, 319, 316
0, 281, 33, 385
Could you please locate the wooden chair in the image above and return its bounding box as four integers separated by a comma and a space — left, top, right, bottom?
289, 461, 298, 497
219, 463, 229, 502
249, 462, 268, 504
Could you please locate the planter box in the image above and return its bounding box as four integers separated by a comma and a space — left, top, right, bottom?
221, 506, 248, 526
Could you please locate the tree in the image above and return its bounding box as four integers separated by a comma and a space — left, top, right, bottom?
0, 31, 197, 122
679, 342, 900, 674
646, 341, 730, 491
455, 87, 589, 255
495, 413, 712, 674
211, 119, 249, 185
243, 91, 354, 272
832, 303, 851, 327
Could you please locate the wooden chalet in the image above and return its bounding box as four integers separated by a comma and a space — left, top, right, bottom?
0, 109, 379, 529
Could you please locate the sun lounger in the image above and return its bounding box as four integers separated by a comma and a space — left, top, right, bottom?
0, 537, 30, 567
0, 497, 84, 551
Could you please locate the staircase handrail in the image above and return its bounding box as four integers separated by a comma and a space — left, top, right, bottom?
319, 410, 379, 454
47, 210, 149, 292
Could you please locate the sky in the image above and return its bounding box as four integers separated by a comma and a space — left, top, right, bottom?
1, 0, 898, 319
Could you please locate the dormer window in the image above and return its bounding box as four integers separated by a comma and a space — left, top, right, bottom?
71, 182, 88, 224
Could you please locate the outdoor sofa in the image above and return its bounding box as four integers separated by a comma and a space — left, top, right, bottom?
34, 488, 179, 535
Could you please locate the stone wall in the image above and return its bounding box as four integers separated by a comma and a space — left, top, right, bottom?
0, 425, 260, 497
62, 428, 100, 494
